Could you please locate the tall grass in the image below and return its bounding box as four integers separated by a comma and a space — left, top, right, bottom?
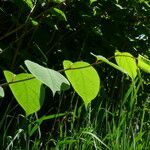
1, 76, 150, 150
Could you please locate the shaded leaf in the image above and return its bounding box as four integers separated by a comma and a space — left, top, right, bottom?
25, 60, 70, 95
4, 71, 45, 115
138, 54, 150, 73
63, 60, 100, 107
115, 51, 137, 80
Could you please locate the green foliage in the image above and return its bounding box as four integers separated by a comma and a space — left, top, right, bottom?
91, 52, 128, 75
23, 0, 33, 9
12, 0, 33, 10
0, 0, 150, 149
138, 54, 150, 73
48, 0, 65, 3
4, 71, 45, 115
28, 112, 66, 137
0, 86, 4, 98
90, 0, 97, 5
63, 60, 100, 107
30, 18, 39, 26
25, 60, 70, 95
51, 8, 67, 21
115, 51, 137, 80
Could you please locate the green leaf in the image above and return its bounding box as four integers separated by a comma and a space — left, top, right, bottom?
90, 0, 97, 5
138, 54, 150, 73
51, 8, 67, 21
4, 71, 45, 115
23, 0, 33, 9
30, 18, 39, 26
29, 112, 66, 136
48, 0, 65, 3
115, 51, 137, 80
25, 60, 70, 95
13, 0, 33, 9
91, 53, 128, 75
63, 60, 100, 107
0, 86, 4, 98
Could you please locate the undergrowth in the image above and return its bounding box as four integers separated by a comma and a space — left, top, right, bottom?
1, 76, 150, 150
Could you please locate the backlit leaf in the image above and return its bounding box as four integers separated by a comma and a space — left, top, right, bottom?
138, 54, 150, 73
4, 71, 45, 115
91, 52, 128, 75
63, 60, 100, 107
115, 51, 137, 80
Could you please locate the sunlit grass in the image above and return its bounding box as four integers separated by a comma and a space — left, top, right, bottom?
1, 77, 150, 150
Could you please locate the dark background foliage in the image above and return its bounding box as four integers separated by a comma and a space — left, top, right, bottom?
0, 0, 150, 148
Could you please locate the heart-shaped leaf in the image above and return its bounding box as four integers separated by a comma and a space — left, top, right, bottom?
138, 54, 150, 74
25, 60, 70, 95
0, 86, 4, 98
63, 60, 100, 107
115, 51, 137, 80
4, 71, 45, 115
